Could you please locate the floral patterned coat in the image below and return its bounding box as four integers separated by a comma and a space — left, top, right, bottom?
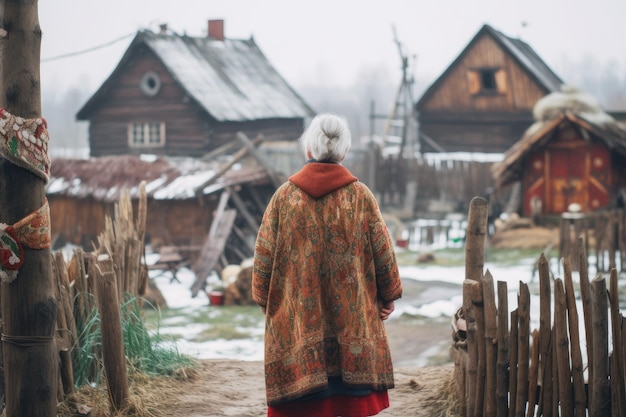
252, 162, 402, 406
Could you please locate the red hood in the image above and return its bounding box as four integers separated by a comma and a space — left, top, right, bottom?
288, 163, 358, 198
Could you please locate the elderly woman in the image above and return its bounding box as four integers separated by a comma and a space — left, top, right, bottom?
253, 113, 402, 417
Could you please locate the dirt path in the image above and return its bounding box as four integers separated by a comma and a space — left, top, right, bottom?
157, 359, 455, 417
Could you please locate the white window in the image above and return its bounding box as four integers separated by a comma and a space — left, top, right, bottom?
128, 122, 166, 147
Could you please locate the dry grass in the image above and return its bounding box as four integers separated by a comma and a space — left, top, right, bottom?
490, 226, 559, 250
421, 369, 462, 417
57, 366, 199, 417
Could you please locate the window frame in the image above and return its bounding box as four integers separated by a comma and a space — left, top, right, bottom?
127, 122, 166, 148
467, 67, 507, 96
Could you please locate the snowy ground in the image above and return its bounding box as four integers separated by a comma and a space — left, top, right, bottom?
146, 248, 607, 364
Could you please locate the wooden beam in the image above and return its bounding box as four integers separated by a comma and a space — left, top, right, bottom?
227, 186, 259, 231
236, 132, 283, 189
191, 209, 237, 297
193, 136, 263, 197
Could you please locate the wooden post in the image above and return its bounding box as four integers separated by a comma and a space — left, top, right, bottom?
563, 257, 587, 417
527, 329, 540, 417
537, 253, 552, 416
473, 278, 486, 417
465, 196, 488, 282
0, 1, 58, 416
589, 274, 610, 416
577, 237, 594, 396
609, 268, 625, 417
553, 278, 573, 416
464, 279, 480, 417
515, 283, 530, 417
496, 281, 509, 417
509, 309, 519, 417
482, 270, 497, 417
95, 254, 129, 411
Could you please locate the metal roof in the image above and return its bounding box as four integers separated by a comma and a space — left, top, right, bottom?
78, 29, 315, 122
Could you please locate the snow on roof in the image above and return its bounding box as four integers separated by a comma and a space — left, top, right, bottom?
47, 154, 271, 202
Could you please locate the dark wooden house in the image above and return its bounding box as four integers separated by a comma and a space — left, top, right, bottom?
492, 87, 626, 216
416, 24, 564, 153
76, 20, 315, 157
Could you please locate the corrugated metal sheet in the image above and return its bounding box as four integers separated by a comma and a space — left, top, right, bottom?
47, 154, 271, 202
141, 31, 313, 121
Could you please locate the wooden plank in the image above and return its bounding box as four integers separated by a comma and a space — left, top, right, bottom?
190, 209, 237, 296
237, 132, 283, 189
193, 136, 263, 197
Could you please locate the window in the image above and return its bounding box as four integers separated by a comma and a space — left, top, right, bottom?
128, 122, 166, 148
139, 71, 161, 96
467, 68, 507, 95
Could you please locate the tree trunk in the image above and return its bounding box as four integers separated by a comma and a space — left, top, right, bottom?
0, 1, 58, 416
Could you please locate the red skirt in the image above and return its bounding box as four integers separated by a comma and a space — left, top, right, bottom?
267, 390, 389, 417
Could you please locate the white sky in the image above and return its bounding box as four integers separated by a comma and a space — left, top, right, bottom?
39, 0, 625, 96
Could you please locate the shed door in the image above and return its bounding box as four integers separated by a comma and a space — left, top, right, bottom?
548, 148, 587, 213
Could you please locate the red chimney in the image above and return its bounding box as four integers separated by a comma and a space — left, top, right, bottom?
208, 19, 224, 41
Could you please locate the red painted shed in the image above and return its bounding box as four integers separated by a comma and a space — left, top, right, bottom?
492, 87, 626, 216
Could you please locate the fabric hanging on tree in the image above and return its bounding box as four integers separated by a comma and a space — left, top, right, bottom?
0, 199, 51, 283
0, 108, 52, 283
0, 107, 50, 183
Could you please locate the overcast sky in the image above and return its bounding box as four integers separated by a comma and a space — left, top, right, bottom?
39, 0, 625, 96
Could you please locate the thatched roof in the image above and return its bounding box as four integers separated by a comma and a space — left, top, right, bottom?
47, 154, 272, 202
492, 87, 626, 187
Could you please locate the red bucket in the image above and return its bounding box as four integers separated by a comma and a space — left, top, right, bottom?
208, 291, 224, 306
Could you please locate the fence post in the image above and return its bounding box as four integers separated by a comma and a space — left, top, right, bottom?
483, 271, 498, 417
589, 275, 610, 416
554, 278, 573, 415
537, 253, 553, 417
609, 268, 625, 416
515, 283, 530, 417
563, 257, 587, 417
496, 281, 509, 417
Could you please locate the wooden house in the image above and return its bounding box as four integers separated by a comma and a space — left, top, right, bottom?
492, 87, 626, 216
76, 20, 315, 157
416, 24, 564, 153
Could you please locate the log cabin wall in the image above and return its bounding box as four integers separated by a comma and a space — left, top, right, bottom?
85, 43, 307, 157
87, 45, 211, 157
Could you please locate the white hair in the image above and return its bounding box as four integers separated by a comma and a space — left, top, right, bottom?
300, 113, 351, 162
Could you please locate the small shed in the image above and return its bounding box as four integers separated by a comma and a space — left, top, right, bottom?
416, 24, 563, 153
47, 151, 278, 265
76, 20, 315, 157
492, 87, 626, 216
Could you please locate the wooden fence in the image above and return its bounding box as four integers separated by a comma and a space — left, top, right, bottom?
453, 196, 626, 417
49, 184, 148, 412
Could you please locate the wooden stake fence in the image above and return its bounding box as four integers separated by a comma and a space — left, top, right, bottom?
48, 184, 147, 412
454, 197, 626, 416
